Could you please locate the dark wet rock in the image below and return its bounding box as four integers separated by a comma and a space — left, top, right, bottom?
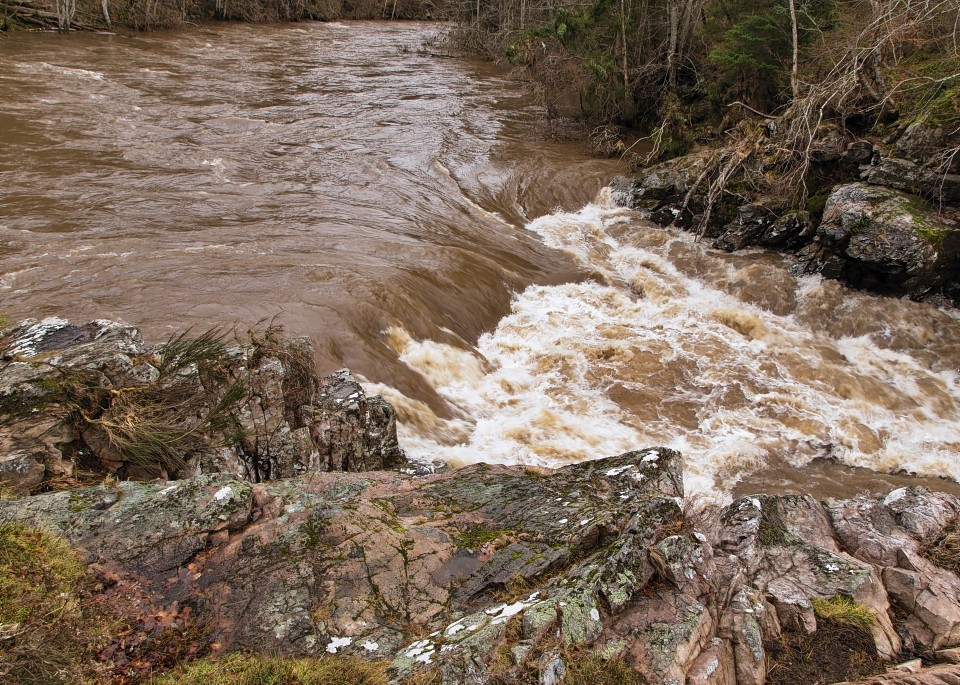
894, 119, 960, 175
846, 139, 877, 166
861, 156, 960, 205
0, 318, 404, 494
793, 182, 960, 299
713, 199, 809, 252
615, 138, 960, 303
714, 202, 777, 252
611, 152, 713, 215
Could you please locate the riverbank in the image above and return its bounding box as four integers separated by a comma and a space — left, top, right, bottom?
611, 114, 960, 305
0, 0, 447, 31
2, 319, 960, 684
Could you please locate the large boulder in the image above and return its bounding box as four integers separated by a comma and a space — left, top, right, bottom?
793, 182, 960, 298
0, 448, 694, 683
0, 318, 404, 493
611, 152, 714, 216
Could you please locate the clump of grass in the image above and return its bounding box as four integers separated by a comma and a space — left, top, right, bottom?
152, 652, 389, 685
811, 595, 876, 632
84, 378, 245, 473
495, 572, 533, 604
922, 517, 960, 575
241, 319, 317, 419
401, 664, 443, 684
156, 326, 231, 379
562, 647, 646, 685
488, 615, 647, 685
0, 523, 113, 685
44, 326, 248, 477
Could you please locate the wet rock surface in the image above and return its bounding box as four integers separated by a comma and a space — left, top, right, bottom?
3, 441, 960, 684
793, 183, 960, 299
0, 318, 404, 494
613, 124, 959, 303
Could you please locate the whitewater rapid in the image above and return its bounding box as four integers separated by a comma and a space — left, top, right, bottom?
365, 190, 960, 500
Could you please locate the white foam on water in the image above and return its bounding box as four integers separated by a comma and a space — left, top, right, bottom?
372, 191, 960, 498
36, 62, 106, 80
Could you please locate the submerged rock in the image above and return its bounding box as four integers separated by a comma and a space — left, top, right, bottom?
0, 318, 404, 494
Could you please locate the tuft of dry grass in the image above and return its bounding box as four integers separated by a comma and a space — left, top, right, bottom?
401, 664, 443, 685
0, 523, 114, 685
922, 517, 960, 576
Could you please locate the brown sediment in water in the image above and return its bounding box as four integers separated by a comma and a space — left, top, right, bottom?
1, 22, 958, 500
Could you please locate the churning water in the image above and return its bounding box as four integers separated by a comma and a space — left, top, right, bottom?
2, 22, 958, 500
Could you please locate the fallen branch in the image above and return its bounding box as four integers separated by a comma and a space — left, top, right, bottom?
727, 101, 776, 120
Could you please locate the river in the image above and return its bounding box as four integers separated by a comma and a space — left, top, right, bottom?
2, 22, 959, 501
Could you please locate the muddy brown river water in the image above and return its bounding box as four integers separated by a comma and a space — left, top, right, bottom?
2, 22, 959, 501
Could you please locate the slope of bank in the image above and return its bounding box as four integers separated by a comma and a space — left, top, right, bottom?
2, 319, 960, 683
612, 115, 960, 305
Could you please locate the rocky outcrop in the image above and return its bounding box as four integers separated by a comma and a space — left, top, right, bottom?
0, 318, 404, 494
3, 445, 960, 684
613, 121, 960, 303
793, 183, 960, 298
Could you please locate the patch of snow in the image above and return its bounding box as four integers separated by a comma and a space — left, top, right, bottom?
604, 465, 632, 476
6, 317, 69, 357
326, 636, 352, 654
362, 641, 379, 652
884, 488, 908, 506
402, 639, 433, 657
491, 603, 528, 625
213, 486, 234, 501
589, 608, 600, 621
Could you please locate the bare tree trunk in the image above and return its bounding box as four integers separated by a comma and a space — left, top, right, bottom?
620, 0, 628, 93
56, 0, 75, 29
789, 0, 799, 101
101, 0, 111, 26
667, 0, 679, 90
